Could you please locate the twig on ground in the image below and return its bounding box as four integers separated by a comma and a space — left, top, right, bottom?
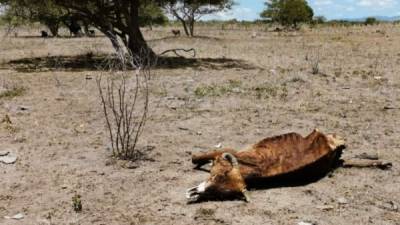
343, 159, 392, 170
159, 48, 196, 58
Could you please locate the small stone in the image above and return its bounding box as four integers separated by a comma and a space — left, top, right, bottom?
232, 87, 242, 93
391, 202, 398, 211
298, 221, 315, 225
105, 158, 116, 166
316, 205, 334, 211
5, 213, 24, 220
337, 197, 348, 205
379, 201, 399, 211
125, 161, 139, 169
0, 155, 17, 164
0, 151, 9, 156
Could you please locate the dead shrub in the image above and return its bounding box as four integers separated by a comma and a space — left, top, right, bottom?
96, 48, 154, 161
306, 50, 321, 75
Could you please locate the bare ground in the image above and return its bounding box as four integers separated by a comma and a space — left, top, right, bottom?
0, 25, 399, 225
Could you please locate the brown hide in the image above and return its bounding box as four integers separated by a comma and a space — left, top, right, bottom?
192, 129, 345, 181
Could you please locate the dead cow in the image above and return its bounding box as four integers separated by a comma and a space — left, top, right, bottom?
187, 129, 346, 202
172, 29, 180, 36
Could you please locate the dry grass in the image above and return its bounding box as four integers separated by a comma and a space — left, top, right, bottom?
0, 85, 26, 99
0, 24, 399, 225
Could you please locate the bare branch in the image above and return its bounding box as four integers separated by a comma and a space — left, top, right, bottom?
159, 48, 196, 58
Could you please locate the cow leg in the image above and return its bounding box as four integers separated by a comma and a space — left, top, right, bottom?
192, 149, 236, 168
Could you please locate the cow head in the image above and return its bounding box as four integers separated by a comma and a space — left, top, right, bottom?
186, 153, 250, 202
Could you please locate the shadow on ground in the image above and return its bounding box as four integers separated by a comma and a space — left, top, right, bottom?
189, 167, 342, 204
13, 35, 103, 39
5, 53, 260, 72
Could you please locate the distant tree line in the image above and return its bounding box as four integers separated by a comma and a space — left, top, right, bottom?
0, 0, 168, 37
0, 0, 394, 59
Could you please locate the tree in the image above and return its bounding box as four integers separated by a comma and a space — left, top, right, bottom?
139, 2, 168, 30
54, 0, 168, 58
34, 2, 67, 36
0, 2, 29, 29
164, 0, 234, 36
365, 17, 377, 25
260, 0, 279, 22
313, 16, 326, 24
1, 0, 169, 59
0, 0, 67, 36
261, 0, 314, 29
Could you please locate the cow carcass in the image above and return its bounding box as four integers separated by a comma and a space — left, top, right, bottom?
186, 129, 346, 202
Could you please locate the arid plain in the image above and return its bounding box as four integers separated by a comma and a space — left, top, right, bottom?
0, 24, 399, 224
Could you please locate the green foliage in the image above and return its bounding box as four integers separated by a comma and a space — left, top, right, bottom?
252, 83, 288, 99
139, 2, 168, 28
0, 1, 30, 27
194, 80, 242, 97
260, 0, 314, 28
253, 85, 278, 99
193, 80, 288, 100
0, 0, 169, 55
0, 0, 67, 36
72, 194, 82, 213
365, 17, 377, 25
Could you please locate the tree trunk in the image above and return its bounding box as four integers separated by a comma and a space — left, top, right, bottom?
126, 27, 155, 59
82, 21, 90, 36
189, 18, 195, 37
102, 25, 155, 66
47, 23, 59, 37
57, 0, 156, 64
179, 18, 190, 36
171, 9, 190, 36
103, 30, 125, 55
127, 0, 156, 61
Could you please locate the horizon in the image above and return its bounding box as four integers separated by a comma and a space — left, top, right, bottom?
1, 1, 400, 22
202, 0, 400, 21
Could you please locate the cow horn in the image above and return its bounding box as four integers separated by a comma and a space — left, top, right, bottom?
242, 189, 250, 202
222, 153, 239, 167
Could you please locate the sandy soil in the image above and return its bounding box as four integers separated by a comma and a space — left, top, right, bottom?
0, 25, 399, 225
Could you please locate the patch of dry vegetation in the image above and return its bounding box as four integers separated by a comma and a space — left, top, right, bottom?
0, 80, 26, 99
0, 85, 26, 99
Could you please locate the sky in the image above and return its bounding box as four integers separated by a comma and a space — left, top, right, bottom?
203, 0, 400, 21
